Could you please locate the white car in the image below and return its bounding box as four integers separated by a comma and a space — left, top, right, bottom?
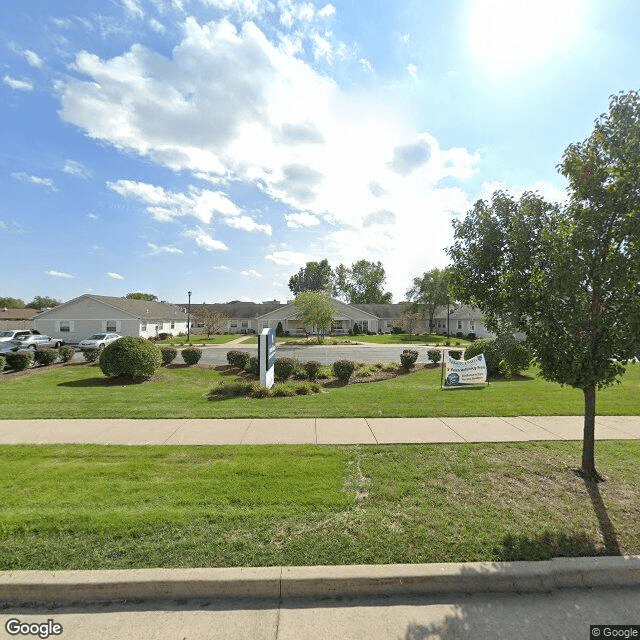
0, 329, 41, 342
78, 333, 122, 351
13, 334, 64, 350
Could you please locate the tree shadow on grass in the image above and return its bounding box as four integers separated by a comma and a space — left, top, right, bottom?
58, 376, 152, 387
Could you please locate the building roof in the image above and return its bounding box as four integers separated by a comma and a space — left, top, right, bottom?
191, 301, 285, 318
351, 303, 407, 319
0, 308, 39, 321
35, 294, 187, 320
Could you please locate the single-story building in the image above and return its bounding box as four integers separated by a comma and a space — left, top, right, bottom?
0, 308, 39, 331
34, 294, 189, 342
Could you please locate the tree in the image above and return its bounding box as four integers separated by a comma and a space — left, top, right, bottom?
293, 292, 336, 343
400, 309, 422, 340
288, 259, 334, 296
194, 307, 229, 338
0, 297, 25, 308
406, 268, 450, 333
126, 292, 158, 301
26, 296, 60, 309
333, 259, 392, 304
447, 92, 640, 480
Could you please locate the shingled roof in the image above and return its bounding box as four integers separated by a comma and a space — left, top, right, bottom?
190, 301, 285, 318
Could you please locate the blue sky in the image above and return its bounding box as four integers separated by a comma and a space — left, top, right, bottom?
1, 0, 639, 306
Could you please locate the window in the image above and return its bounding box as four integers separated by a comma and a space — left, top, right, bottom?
171, 321, 175, 329
158, 322, 164, 331
241, 321, 248, 328
141, 322, 147, 331
470, 322, 475, 331
106, 320, 117, 332
60, 321, 71, 333
457, 320, 462, 330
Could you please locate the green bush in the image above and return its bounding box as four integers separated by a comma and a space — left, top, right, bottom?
160, 346, 178, 365
246, 356, 259, 375
0, 355, 5, 372
464, 337, 531, 378
274, 357, 297, 380
83, 348, 101, 363
59, 346, 75, 363
303, 360, 322, 381
275, 321, 284, 337
34, 348, 58, 367
249, 382, 270, 398
400, 349, 419, 370
271, 383, 296, 397
181, 347, 202, 366
6, 352, 33, 371
427, 349, 441, 364
448, 350, 462, 360
99, 336, 162, 380
333, 359, 355, 381
226, 350, 249, 368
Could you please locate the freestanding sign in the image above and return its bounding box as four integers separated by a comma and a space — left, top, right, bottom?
442, 352, 487, 388
258, 327, 276, 389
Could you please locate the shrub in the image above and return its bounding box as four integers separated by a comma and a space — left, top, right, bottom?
272, 383, 296, 397
303, 360, 322, 381
456, 331, 464, 338
292, 365, 308, 380
467, 332, 477, 341
249, 382, 270, 398
83, 348, 101, 363
317, 365, 332, 379
391, 326, 404, 334
59, 346, 75, 363
355, 363, 375, 377
400, 349, 419, 370
246, 356, 259, 375
226, 350, 250, 368
34, 348, 58, 367
333, 359, 355, 381
0, 356, 5, 372
274, 357, 297, 380
160, 346, 178, 365
427, 349, 441, 365
6, 352, 33, 372
208, 381, 254, 398
276, 321, 284, 337
351, 324, 361, 336
158, 332, 170, 341
464, 336, 531, 378
448, 350, 462, 360
181, 347, 202, 366
99, 336, 162, 380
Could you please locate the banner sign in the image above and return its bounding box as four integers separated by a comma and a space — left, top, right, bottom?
259, 328, 276, 388
443, 352, 487, 387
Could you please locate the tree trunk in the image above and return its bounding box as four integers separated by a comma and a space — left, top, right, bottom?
581, 386, 600, 479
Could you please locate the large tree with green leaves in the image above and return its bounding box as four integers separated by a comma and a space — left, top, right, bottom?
406, 268, 450, 332
288, 259, 334, 296
0, 297, 25, 309
293, 291, 336, 342
447, 91, 640, 480
126, 292, 158, 301
334, 259, 392, 304
26, 296, 60, 310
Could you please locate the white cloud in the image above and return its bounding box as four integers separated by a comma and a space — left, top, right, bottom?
87, 213, 99, 221
213, 265, 231, 270
265, 250, 310, 266
3, 76, 33, 91
284, 211, 319, 228
184, 227, 229, 251
240, 269, 262, 277
107, 272, 125, 280
224, 215, 272, 234
45, 270, 74, 279
317, 4, 336, 18
63, 159, 91, 179
147, 242, 183, 254
24, 50, 44, 68
406, 63, 419, 80
11, 172, 57, 190
122, 0, 144, 18
149, 18, 166, 33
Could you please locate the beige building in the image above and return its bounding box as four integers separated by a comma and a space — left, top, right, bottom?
0, 308, 39, 331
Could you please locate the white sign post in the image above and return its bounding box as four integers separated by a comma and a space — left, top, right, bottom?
258, 327, 276, 389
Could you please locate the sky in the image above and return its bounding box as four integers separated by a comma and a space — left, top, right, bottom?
1, 0, 639, 306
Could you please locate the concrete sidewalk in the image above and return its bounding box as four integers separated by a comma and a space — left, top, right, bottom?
0, 415, 639, 445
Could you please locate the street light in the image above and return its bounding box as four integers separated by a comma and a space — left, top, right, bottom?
187, 291, 192, 343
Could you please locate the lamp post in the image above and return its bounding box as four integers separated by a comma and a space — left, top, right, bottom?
187, 291, 192, 343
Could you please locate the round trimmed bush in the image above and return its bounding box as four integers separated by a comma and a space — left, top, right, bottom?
34, 348, 58, 367
303, 360, 321, 381
99, 336, 162, 380
333, 359, 355, 381
226, 350, 249, 368
83, 348, 101, 363
246, 356, 259, 375
427, 349, 441, 365
6, 352, 33, 371
59, 346, 75, 363
448, 350, 462, 360
274, 357, 297, 380
400, 349, 419, 370
181, 347, 203, 365
160, 346, 178, 365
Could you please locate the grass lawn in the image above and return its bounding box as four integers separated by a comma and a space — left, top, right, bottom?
1, 362, 640, 419
0, 441, 637, 569
157, 334, 241, 345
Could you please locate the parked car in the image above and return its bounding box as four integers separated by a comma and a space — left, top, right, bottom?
0, 329, 41, 342
14, 334, 65, 350
78, 333, 122, 351
0, 341, 19, 355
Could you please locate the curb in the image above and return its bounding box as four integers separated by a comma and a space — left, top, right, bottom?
1, 557, 639, 605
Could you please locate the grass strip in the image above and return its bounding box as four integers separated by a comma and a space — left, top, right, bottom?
0, 442, 637, 569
